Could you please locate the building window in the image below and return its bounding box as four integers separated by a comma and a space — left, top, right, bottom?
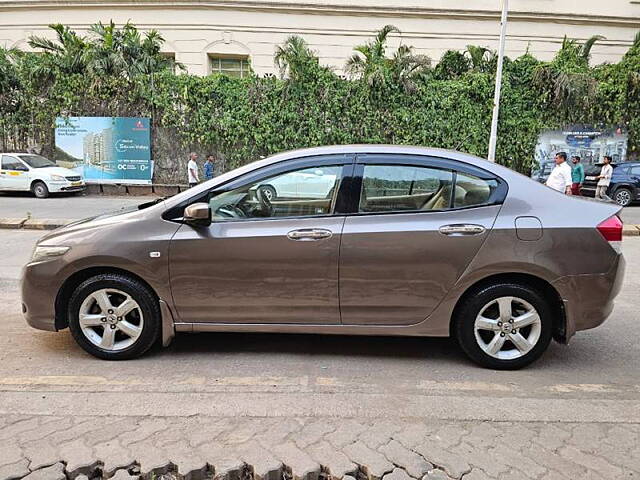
209, 56, 250, 78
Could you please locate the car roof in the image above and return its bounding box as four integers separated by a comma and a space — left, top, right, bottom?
263, 144, 515, 176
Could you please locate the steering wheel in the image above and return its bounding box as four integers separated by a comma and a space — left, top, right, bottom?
216, 204, 246, 219
255, 187, 273, 217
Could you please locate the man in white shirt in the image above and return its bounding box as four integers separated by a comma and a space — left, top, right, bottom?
595, 155, 613, 200
545, 151, 573, 195
187, 152, 199, 188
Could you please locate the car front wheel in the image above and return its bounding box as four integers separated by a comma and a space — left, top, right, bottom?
454, 283, 553, 370
67, 273, 161, 360
32, 181, 49, 199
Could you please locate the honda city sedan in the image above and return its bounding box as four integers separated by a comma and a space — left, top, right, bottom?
22, 145, 625, 369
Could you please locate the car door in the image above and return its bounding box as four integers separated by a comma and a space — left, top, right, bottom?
339, 154, 506, 326
629, 166, 640, 201
168, 154, 354, 324
0, 155, 30, 190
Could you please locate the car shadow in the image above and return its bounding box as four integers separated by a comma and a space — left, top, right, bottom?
162, 331, 469, 364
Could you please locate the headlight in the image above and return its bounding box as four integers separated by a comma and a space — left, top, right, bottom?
31, 245, 70, 263
50, 174, 65, 181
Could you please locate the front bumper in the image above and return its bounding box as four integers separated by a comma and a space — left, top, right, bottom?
48, 181, 86, 193
552, 253, 626, 341
21, 259, 65, 332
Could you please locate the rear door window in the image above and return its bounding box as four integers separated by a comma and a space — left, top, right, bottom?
453, 172, 499, 208
359, 165, 454, 212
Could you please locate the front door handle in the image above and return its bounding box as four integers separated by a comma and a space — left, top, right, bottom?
439, 224, 486, 236
287, 228, 333, 241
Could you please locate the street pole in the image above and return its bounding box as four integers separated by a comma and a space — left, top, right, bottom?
487, 0, 509, 162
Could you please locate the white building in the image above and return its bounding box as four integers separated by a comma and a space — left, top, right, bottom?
1, 0, 638, 77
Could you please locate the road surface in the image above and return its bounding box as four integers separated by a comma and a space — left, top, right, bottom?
0, 230, 638, 480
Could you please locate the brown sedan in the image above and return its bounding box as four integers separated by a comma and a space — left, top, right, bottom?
22, 146, 625, 369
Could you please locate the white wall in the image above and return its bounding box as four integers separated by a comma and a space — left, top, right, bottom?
1, 0, 638, 76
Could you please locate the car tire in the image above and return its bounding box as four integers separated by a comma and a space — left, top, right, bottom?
32, 181, 49, 199
613, 187, 632, 207
454, 282, 553, 370
258, 184, 277, 201
67, 273, 161, 360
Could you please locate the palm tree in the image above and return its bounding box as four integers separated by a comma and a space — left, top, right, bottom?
344, 25, 430, 92
391, 45, 431, 93
28, 24, 88, 78
0, 46, 21, 95
580, 35, 605, 62
464, 45, 496, 72
274, 35, 322, 80
533, 35, 604, 117
86, 21, 178, 80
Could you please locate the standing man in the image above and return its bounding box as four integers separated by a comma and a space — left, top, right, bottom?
204, 154, 215, 181
545, 151, 573, 195
595, 155, 613, 200
187, 152, 199, 188
570, 155, 585, 196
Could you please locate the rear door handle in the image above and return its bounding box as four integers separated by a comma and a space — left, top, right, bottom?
439, 224, 486, 236
287, 228, 333, 241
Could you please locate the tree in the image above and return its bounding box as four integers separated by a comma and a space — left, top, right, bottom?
533, 35, 605, 119
28, 24, 88, 81
344, 25, 430, 92
274, 35, 325, 81
85, 21, 179, 80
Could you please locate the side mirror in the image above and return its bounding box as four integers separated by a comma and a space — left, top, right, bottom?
183, 202, 211, 227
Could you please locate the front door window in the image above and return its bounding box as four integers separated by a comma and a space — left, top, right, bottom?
208, 166, 342, 221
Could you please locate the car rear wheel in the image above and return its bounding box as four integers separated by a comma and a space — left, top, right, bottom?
454, 283, 553, 370
68, 274, 160, 360
32, 181, 49, 199
613, 188, 632, 207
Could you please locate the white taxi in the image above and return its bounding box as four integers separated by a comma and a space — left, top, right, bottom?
0, 153, 85, 198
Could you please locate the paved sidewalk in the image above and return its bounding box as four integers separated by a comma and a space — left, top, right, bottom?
1, 415, 638, 480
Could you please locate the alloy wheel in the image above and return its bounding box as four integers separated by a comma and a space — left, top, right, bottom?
78, 288, 144, 351
473, 296, 542, 360
615, 189, 631, 207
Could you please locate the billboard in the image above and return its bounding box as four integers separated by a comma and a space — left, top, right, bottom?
535, 126, 628, 169
54, 117, 152, 184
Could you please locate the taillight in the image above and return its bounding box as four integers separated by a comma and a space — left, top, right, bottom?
597, 215, 623, 252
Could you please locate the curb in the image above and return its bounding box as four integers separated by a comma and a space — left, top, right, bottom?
1, 218, 640, 235
0, 218, 70, 230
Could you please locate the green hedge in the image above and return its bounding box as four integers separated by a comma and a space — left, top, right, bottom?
1, 27, 639, 181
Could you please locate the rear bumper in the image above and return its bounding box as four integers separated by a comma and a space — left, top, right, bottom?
552, 253, 626, 341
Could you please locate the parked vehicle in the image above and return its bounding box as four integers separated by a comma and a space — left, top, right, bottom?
22, 145, 625, 369
581, 161, 640, 206
255, 168, 337, 200
530, 161, 555, 184
0, 153, 85, 198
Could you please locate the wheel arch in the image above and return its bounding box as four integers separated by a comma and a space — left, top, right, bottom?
450, 272, 566, 343
54, 266, 160, 331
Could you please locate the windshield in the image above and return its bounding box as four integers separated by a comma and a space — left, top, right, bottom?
17, 154, 56, 168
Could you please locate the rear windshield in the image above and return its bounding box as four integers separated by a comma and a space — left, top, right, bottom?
17, 155, 56, 168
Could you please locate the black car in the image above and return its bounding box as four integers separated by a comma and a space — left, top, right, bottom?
582, 161, 640, 206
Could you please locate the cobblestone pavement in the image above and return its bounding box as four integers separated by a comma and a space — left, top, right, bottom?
1, 415, 639, 480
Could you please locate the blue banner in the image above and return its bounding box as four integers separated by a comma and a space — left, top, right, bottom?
54, 116, 152, 184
